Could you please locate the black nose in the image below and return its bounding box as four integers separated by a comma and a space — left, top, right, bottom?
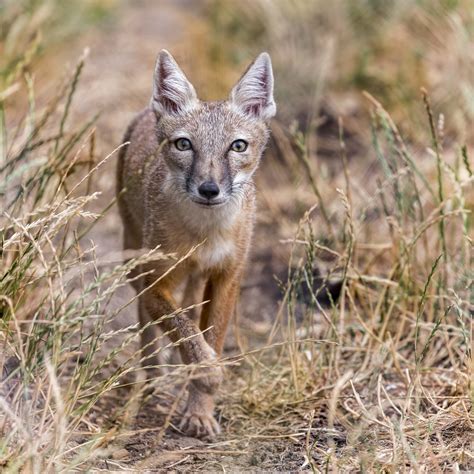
198, 181, 220, 199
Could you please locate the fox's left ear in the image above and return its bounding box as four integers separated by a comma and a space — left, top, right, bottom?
230, 52, 276, 120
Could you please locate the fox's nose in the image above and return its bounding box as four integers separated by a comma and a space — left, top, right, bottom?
198, 181, 220, 199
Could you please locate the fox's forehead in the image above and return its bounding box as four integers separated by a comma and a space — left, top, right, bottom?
162, 102, 267, 145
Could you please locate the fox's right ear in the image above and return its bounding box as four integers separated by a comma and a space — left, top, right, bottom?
151, 50, 198, 116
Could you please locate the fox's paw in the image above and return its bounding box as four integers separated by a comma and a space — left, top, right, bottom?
191, 364, 223, 395
179, 389, 220, 439
179, 410, 221, 439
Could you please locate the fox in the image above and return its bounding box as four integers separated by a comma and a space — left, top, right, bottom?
116, 49, 276, 438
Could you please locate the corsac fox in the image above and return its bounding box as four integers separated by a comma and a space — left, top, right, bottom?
116, 50, 276, 438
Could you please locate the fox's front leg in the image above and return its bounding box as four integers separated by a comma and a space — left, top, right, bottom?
180, 267, 241, 437
142, 275, 222, 438
143, 276, 222, 390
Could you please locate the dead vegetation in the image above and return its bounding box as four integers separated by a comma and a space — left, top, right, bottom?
0, 0, 472, 471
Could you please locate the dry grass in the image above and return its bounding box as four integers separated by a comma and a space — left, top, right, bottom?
217, 96, 473, 469
0, 0, 473, 471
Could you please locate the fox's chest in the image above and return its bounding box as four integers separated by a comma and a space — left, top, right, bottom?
164, 201, 241, 271
193, 234, 235, 270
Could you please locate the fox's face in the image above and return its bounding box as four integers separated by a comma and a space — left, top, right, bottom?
151, 51, 276, 208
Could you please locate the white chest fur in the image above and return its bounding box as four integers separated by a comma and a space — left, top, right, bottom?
171, 198, 241, 270
167, 195, 241, 271
194, 234, 235, 270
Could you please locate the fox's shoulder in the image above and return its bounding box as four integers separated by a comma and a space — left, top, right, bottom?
123, 107, 158, 152
118, 107, 160, 175
117, 108, 160, 199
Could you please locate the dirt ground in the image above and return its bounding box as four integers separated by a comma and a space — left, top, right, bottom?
54, 0, 303, 470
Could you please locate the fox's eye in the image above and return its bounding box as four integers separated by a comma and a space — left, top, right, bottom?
175, 138, 192, 151
230, 139, 248, 153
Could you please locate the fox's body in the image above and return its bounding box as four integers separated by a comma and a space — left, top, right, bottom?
117, 50, 275, 438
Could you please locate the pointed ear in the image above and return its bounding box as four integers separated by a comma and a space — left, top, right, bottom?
151, 50, 198, 116
230, 52, 276, 120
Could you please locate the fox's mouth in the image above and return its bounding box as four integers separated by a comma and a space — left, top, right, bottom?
190, 197, 228, 208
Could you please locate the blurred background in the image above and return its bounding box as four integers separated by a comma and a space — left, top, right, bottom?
3, 0, 473, 144
4, 0, 471, 313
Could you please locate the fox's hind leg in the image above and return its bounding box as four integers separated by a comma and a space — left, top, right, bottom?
138, 298, 162, 377
181, 270, 204, 323
199, 267, 241, 355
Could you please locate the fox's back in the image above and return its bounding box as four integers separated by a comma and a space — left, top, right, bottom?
117, 107, 159, 235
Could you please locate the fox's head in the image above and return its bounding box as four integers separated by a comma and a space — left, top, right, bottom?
151, 50, 276, 208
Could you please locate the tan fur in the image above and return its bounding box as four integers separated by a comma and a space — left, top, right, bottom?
116, 50, 275, 438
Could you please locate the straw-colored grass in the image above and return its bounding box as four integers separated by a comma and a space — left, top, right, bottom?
217, 94, 473, 469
